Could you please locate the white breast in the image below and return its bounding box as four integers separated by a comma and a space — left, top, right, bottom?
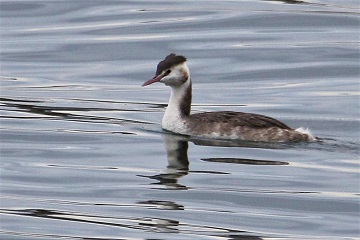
161, 107, 188, 134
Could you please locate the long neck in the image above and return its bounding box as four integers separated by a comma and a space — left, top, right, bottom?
167, 78, 192, 117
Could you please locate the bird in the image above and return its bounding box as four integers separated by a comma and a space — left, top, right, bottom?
142, 53, 315, 143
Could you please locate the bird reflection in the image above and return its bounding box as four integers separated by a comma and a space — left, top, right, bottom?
140, 133, 290, 190
137, 200, 184, 210
138, 133, 190, 190
163, 133, 190, 170
136, 134, 287, 239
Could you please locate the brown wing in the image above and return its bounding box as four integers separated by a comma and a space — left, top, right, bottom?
189, 111, 291, 129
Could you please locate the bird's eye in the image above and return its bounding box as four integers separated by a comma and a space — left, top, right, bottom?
164, 70, 171, 76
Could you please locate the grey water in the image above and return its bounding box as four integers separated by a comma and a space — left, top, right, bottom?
1, 0, 359, 239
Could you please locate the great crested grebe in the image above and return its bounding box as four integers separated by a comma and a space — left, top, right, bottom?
142, 53, 315, 142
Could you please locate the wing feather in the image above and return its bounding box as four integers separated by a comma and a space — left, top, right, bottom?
189, 111, 291, 129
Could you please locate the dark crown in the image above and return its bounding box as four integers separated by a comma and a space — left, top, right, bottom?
156, 53, 187, 76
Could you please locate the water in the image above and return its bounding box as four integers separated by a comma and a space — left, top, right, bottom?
1, 0, 359, 239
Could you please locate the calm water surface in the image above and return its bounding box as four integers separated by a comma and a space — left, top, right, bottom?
1, 0, 359, 239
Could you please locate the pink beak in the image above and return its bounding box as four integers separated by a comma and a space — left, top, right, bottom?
142, 75, 163, 87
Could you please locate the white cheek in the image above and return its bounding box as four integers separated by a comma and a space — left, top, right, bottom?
161, 72, 183, 85
160, 64, 189, 86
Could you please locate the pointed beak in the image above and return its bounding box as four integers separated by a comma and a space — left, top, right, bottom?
142, 75, 163, 87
